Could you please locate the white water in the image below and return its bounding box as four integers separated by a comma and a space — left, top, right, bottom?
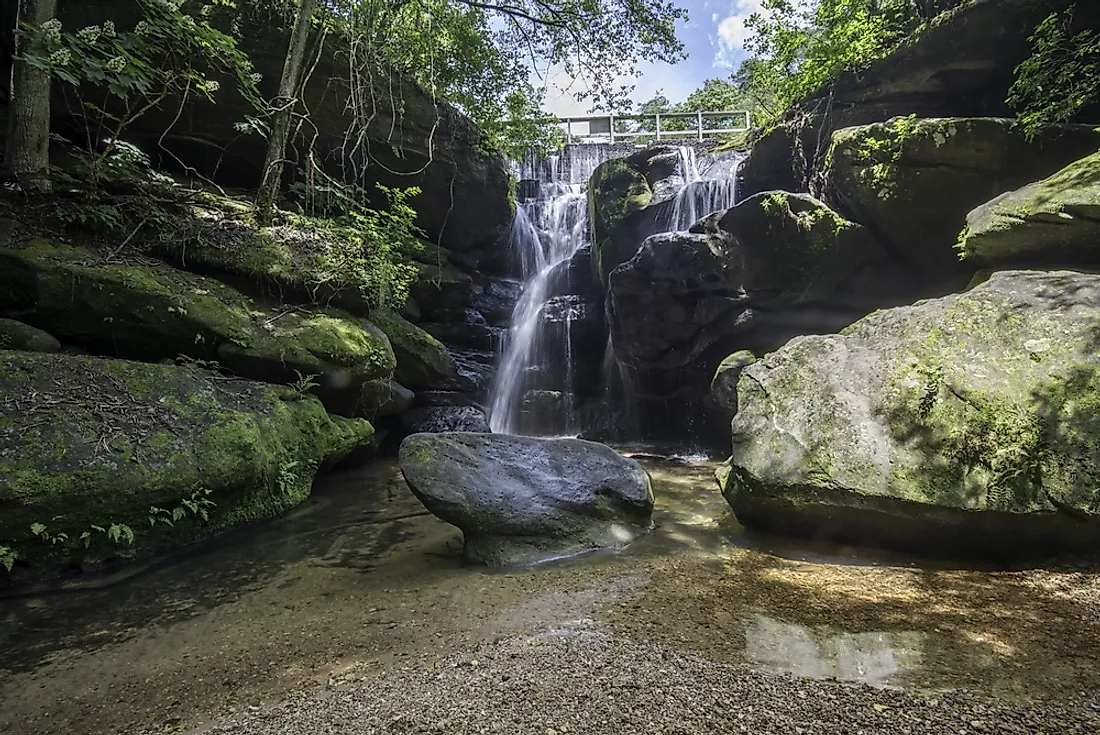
488, 147, 610, 434
488, 144, 745, 437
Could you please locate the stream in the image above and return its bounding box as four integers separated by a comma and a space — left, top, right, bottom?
2, 455, 1099, 734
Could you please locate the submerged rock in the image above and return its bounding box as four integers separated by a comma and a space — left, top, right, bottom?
399, 433, 653, 565
721, 270, 1100, 558
0, 351, 374, 579
959, 149, 1100, 266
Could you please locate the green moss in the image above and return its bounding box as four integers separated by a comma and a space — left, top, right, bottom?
372, 308, 452, 388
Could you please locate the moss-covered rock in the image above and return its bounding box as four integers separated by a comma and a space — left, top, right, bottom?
958, 150, 1100, 266
0, 317, 60, 353
371, 308, 455, 389
723, 270, 1100, 558
825, 117, 1100, 291
717, 191, 881, 305
588, 156, 655, 287
0, 240, 395, 390
710, 350, 755, 413
0, 351, 374, 581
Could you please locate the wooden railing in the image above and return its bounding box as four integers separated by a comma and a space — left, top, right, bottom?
516, 110, 751, 144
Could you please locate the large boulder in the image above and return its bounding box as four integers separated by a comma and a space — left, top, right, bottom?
399, 406, 490, 434
0, 240, 396, 392
588, 155, 656, 287
721, 270, 1100, 557
958, 150, 1100, 267
0, 351, 374, 579
399, 433, 653, 565
825, 117, 1100, 291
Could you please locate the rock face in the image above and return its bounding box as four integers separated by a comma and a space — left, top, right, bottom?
825, 118, 1100, 292
399, 433, 653, 565
0, 351, 374, 577
737, 0, 1100, 200
721, 270, 1100, 557
25, 0, 513, 254
0, 240, 396, 392
399, 406, 490, 434
959, 150, 1100, 266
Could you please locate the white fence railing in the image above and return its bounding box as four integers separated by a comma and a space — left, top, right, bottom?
522, 110, 751, 144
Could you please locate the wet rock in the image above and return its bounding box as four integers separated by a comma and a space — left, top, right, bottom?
0, 351, 374, 580
959, 149, 1100, 267
409, 262, 476, 313
723, 270, 1100, 558
436, 347, 496, 398
412, 391, 479, 408
518, 390, 577, 435
534, 296, 606, 396
422, 310, 503, 351
0, 317, 60, 353
469, 277, 523, 326
399, 433, 653, 565
400, 406, 491, 434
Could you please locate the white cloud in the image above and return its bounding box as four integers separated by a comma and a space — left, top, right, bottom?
712, 0, 766, 69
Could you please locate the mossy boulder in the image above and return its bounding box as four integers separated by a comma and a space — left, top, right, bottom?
0, 351, 374, 581
588, 156, 655, 287
958, 150, 1100, 267
716, 191, 885, 306
0, 317, 60, 353
371, 308, 455, 389
0, 240, 396, 391
825, 117, 1100, 292
723, 270, 1100, 558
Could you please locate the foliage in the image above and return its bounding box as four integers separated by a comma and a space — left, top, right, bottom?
1008, 4, 1100, 139
731, 0, 963, 126
149, 487, 217, 527
326, 0, 685, 154
15, 0, 260, 231
0, 546, 16, 573
286, 181, 420, 311
291, 371, 321, 395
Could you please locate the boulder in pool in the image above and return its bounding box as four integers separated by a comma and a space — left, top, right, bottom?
398, 433, 653, 565
720, 270, 1100, 558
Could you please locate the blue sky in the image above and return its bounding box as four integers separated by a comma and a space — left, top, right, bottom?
538, 0, 764, 117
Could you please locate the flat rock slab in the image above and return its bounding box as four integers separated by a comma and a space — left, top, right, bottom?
399, 433, 653, 565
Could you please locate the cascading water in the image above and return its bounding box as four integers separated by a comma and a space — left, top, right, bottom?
487, 146, 612, 435
666, 146, 744, 232
488, 143, 745, 438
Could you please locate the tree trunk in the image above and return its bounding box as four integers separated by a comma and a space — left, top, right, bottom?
255, 0, 317, 224
5, 0, 57, 194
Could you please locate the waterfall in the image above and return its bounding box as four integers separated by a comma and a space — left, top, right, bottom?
488, 146, 612, 435
666, 146, 744, 232
488, 144, 746, 439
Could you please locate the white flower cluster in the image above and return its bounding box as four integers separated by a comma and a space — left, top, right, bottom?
250, 72, 263, 84
205, 80, 221, 93
161, 0, 185, 7
102, 20, 116, 38
201, 5, 214, 17
48, 48, 72, 66
180, 14, 197, 28
135, 20, 151, 35
106, 55, 127, 73
76, 24, 102, 44
41, 18, 62, 45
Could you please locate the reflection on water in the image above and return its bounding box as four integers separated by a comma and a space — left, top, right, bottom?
743, 615, 925, 687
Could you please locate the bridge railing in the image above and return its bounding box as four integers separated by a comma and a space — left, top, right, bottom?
517, 110, 751, 144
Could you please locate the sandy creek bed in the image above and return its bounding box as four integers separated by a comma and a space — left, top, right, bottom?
2, 456, 1099, 734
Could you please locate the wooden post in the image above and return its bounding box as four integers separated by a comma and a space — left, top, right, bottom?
655, 114, 661, 142
697, 111, 704, 142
